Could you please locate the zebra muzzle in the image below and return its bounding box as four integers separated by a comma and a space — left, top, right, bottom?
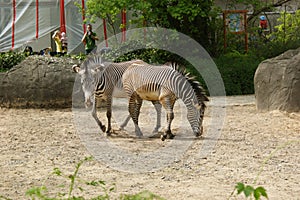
85, 98, 92, 108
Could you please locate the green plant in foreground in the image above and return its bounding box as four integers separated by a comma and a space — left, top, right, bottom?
234, 183, 268, 200
26, 156, 164, 200
26, 156, 115, 200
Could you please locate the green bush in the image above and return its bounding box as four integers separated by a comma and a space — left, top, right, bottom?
0, 51, 26, 72
214, 52, 262, 95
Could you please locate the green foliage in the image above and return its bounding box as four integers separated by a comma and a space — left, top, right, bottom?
0, 51, 86, 73
214, 52, 262, 95
272, 10, 300, 43
66, 53, 87, 61
0, 51, 26, 72
103, 40, 182, 65
26, 156, 164, 200
26, 157, 115, 200
235, 183, 268, 200
82, 0, 218, 54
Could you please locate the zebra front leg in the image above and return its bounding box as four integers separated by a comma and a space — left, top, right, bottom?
161, 111, 175, 141
160, 97, 175, 141
105, 96, 113, 136
151, 101, 162, 133
91, 99, 106, 133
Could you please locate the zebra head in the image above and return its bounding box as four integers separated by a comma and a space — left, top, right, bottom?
72, 58, 105, 109
73, 55, 105, 108
187, 101, 205, 137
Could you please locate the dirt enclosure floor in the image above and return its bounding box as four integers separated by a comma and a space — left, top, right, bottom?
0, 95, 299, 200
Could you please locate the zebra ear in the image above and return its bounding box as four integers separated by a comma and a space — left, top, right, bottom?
72, 64, 81, 73
91, 68, 97, 74
94, 63, 105, 72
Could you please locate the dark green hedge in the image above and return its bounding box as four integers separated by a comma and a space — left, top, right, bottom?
214, 52, 262, 96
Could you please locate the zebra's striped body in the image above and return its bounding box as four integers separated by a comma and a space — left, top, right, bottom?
122, 63, 208, 139
73, 55, 162, 134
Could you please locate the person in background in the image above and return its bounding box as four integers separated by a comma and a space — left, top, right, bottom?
52, 30, 62, 55
258, 15, 269, 41
23, 46, 33, 56
259, 15, 268, 30
61, 32, 68, 54
81, 24, 99, 55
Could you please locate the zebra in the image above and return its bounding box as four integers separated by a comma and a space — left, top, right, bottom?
72, 55, 162, 135
122, 62, 209, 140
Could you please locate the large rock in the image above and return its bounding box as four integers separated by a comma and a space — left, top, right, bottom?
254, 48, 300, 112
0, 56, 80, 108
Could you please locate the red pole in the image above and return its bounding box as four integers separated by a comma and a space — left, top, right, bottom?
122, 9, 126, 42
81, 0, 86, 33
36, 0, 39, 39
11, 0, 16, 50
60, 0, 66, 33
103, 19, 108, 47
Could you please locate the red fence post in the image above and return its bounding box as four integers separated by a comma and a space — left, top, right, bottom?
81, 0, 86, 34
121, 8, 126, 42
60, 0, 66, 33
36, 0, 39, 39
103, 19, 108, 47
11, 0, 16, 50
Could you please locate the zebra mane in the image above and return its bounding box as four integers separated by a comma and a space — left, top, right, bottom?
166, 62, 209, 104
81, 54, 103, 71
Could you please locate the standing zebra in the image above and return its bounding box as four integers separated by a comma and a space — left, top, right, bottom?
72, 55, 162, 135
122, 63, 208, 140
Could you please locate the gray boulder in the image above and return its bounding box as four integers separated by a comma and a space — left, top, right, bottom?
254, 48, 300, 112
0, 56, 80, 108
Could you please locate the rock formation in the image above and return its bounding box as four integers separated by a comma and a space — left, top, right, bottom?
254, 48, 300, 112
0, 56, 80, 108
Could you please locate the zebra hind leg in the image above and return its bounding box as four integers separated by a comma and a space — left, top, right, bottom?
160, 96, 175, 141
151, 101, 162, 133
129, 93, 143, 137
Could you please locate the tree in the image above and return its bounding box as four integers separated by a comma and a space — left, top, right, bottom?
82, 0, 219, 51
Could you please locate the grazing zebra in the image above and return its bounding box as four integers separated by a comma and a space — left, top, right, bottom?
122, 63, 209, 140
72, 55, 162, 135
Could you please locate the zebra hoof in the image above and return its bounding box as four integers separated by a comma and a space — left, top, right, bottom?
100, 125, 106, 133
164, 130, 175, 139
195, 126, 203, 137
104, 130, 112, 137
167, 133, 175, 139
160, 134, 166, 141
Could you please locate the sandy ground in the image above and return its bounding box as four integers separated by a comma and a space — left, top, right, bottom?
0, 95, 299, 200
